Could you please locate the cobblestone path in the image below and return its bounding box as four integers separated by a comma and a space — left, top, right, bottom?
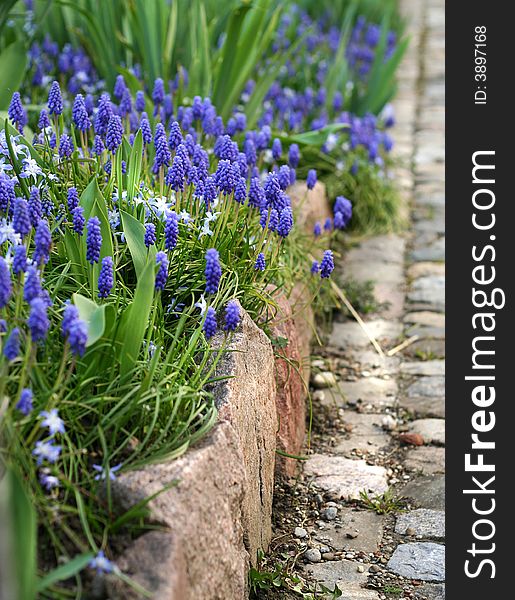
300, 0, 445, 598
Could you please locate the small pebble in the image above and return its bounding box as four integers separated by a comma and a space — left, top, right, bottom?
312, 390, 326, 402
406, 527, 416, 536
322, 506, 338, 521
312, 371, 337, 389
357, 565, 365, 573
294, 527, 307, 539
304, 548, 322, 563
382, 415, 397, 430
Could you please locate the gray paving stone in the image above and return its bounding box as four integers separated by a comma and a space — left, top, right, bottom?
345, 235, 406, 265
395, 509, 445, 539
413, 217, 445, 235
401, 360, 445, 376
404, 447, 445, 475
344, 261, 404, 286
404, 312, 445, 328
404, 339, 445, 360
303, 560, 380, 599
304, 455, 388, 500
388, 542, 445, 582
408, 276, 445, 310
410, 238, 445, 262
330, 320, 403, 351
415, 583, 445, 599
406, 324, 445, 340
314, 508, 384, 553
348, 350, 401, 375
324, 378, 397, 411
407, 377, 445, 398
334, 412, 391, 454
407, 262, 445, 279
399, 396, 445, 419
410, 419, 445, 446
401, 475, 445, 510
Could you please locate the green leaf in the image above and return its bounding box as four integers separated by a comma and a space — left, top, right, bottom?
0, 42, 28, 110
117, 259, 156, 377
36, 553, 94, 592
126, 129, 143, 201
120, 210, 155, 279
72, 293, 107, 347
0, 468, 37, 600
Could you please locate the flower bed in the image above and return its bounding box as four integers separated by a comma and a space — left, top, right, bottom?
0, 1, 407, 597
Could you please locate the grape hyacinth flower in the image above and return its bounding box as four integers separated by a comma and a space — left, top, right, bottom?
92, 463, 122, 481
152, 78, 165, 108
34, 219, 51, 264
33, 440, 62, 465
164, 211, 179, 250
140, 114, 152, 144
168, 121, 183, 150
8, 92, 27, 130
204, 248, 222, 295
24, 265, 42, 303
166, 155, 185, 191
47, 81, 63, 115
153, 123, 171, 172
324, 217, 332, 231
62, 303, 88, 356
28, 297, 50, 342
13, 245, 28, 276
248, 177, 265, 209
254, 253, 266, 271
135, 90, 145, 113
119, 88, 132, 117
306, 169, 317, 190
155, 251, 169, 291
203, 306, 217, 339
0, 257, 12, 308
89, 551, 115, 575
234, 177, 247, 204
94, 93, 113, 136
114, 75, 126, 100
0, 175, 15, 213
224, 300, 240, 332
215, 160, 236, 195
277, 206, 294, 238
72, 206, 85, 235
272, 138, 282, 161
39, 471, 60, 491
3, 327, 20, 360
311, 260, 320, 274
288, 143, 300, 168
278, 165, 291, 191
67, 187, 79, 212
86, 216, 102, 264
334, 195, 352, 228
106, 115, 123, 153
94, 135, 105, 156
28, 187, 42, 227
72, 94, 91, 131
313, 222, 322, 237
98, 256, 114, 298
39, 408, 65, 435
320, 250, 335, 279
38, 109, 51, 131
16, 388, 33, 415
144, 223, 156, 247
59, 134, 73, 159
13, 197, 31, 238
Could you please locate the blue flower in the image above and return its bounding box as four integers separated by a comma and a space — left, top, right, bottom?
277, 206, 294, 238
72, 94, 91, 131
39, 408, 65, 435
106, 115, 123, 153
272, 138, 282, 161
94, 135, 105, 155
33, 440, 62, 465
311, 260, 320, 274
28, 297, 49, 342
168, 120, 183, 150
320, 250, 334, 278
166, 155, 185, 192
13, 197, 31, 238
0, 257, 12, 308
306, 169, 317, 190
140, 114, 152, 144
86, 216, 102, 264
215, 159, 236, 196
16, 388, 33, 415
152, 78, 165, 106
72, 206, 85, 235
47, 81, 63, 115
38, 109, 51, 131
334, 196, 352, 228
39, 471, 60, 491
94, 93, 113, 136
59, 134, 73, 159
254, 253, 266, 271
313, 222, 322, 237
135, 90, 146, 112
153, 123, 171, 173
277, 165, 291, 191
13, 245, 27, 276
234, 177, 247, 204
89, 551, 115, 575
203, 306, 217, 339
164, 211, 179, 251
92, 463, 122, 481
98, 256, 114, 298
67, 187, 79, 212
248, 177, 265, 209
155, 251, 169, 291
288, 143, 300, 168
34, 220, 51, 265
205, 248, 222, 295
144, 223, 156, 247
0, 175, 15, 213
28, 187, 42, 227
323, 217, 332, 232
3, 327, 20, 360
224, 300, 240, 332
8, 92, 27, 129
114, 74, 127, 100
23, 266, 42, 303
62, 303, 88, 356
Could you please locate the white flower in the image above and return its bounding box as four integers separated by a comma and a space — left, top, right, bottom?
47, 173, 59, 182
336, 160, 345, 173
198, 221, 214, 238
194, 294, 207, 315
20, 157, 43, 181
263, 149, 274, 164
0, 218, 21, 246
0, 157, 13, 174
325, 133, 338, 152
179, 210, 192, 224
205, 211, 220, 224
